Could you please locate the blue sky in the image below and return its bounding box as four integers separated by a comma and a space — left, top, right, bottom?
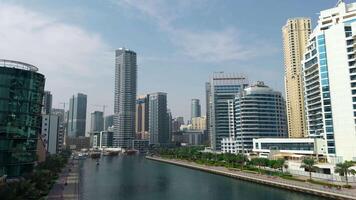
0, 0, 344, 121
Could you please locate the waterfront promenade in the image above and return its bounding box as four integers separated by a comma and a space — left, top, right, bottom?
47, 159, 79, 200
146, 156, 356, 200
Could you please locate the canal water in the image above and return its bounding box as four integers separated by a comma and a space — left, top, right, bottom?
79, 156, 325, 200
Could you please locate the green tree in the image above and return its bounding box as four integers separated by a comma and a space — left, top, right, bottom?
250, 158, 269, 174
300, 157, 318, 180
236, 154, 247, 170
334, 161, 356, 186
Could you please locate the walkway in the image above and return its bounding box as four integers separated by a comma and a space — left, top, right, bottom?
147, 156, 356, 200
47, 159, 79, 200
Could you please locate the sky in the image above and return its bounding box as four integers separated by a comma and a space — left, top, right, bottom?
0, 0, 345, 122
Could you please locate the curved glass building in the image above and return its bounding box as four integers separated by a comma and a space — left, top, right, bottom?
222, 82, 287, 154
0, 59, 45, 177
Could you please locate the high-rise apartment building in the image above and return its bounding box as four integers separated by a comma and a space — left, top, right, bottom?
90, 111, 104, 132
149, 92, 169, 145
0, 60, 45, 177
104, 115, 114, 131
67, 93, 87, 137
52, 108, 65, 153
208, 73, 249, 151
41, 114, 60, 155
114, 48, 137, 148
282, 18, 311, 138
302, 1, 356, 162
221, 82, 287, 154
191, 99, 201, 119
136, 95, 149, 139
42, 91, 52, 115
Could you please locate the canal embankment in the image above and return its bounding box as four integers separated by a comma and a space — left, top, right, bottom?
47, 159, 80, 200
146, 156, 356, 200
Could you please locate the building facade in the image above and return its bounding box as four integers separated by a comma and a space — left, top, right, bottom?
104, 115, 114, 131
0, 60, 45, 176
282, 18, 311, 138
221, 82, 287, 154
114, 48, 137, 148
42, 91, 52, 115
191, 116, 206, 130
302, 1, 356, 162
208, 73, 249, 151
41, 114, 60, 155
149, 92, 169, 145
52, 108, 65, 153
67, 93, 87, 137
90, 111, 104, 132
136, 95, 149, 139
191, 99, 201, 119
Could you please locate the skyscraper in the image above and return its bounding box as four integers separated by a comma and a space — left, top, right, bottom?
67, 93, 87, 137
205, 82, 211, 143
42, 91, 52, 115
208, 73, 248, 151
90, 111, 104, 132
149, 92, 169, 145
191, 99, 201, 119
0, 60, 45, 177
282, 18, 311, 138
104, 115, 114, 131
136, 95, 149, 139
221, 82, 287, 154
302, 1, 356, 162
114, 48, 137, 148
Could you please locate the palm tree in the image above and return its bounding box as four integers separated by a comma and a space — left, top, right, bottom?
335, 161, 356, 186
300, 157, 318, 180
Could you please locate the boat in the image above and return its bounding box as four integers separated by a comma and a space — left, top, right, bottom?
90, 152, 101, 159
125, 149, 138, 155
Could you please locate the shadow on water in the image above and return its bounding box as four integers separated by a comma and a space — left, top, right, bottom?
79, 156, 325, 200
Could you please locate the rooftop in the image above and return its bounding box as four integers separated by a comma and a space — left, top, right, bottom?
0, 59, 38, 72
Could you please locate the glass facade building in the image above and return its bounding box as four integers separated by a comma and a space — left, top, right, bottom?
302, 1, 356, 162
0, 60, 45, 177
208, 73, 249, 151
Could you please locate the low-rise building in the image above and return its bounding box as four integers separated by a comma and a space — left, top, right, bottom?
252, 138, 327, 159
132, 139, 149, 153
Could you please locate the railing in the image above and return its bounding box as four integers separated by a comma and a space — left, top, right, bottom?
287, 169, 356, 183
0, 59, 38, 72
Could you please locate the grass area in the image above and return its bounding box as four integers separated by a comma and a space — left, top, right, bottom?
307, 179, 342, 189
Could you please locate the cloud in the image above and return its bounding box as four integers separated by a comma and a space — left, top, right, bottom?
0, 3, 113, 109
115, 0, 272, 62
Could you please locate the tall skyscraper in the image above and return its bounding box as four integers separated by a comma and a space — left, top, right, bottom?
136, 95, 149, 139
208, 73, 249, 151
114, 48, 137, 148
67, 93, 87, 137
149, 92, 169, 145
302, 1, 356, 162
90, 111, 104, 132
0, 60, 45, 177
104, 115, 114, 131
191, 99, 201, 119
221, 82, 287, 154
42, 91, 52, 115
282, 18, 311, 138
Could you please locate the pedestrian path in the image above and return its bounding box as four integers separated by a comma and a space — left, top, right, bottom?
47, 159, 79, 200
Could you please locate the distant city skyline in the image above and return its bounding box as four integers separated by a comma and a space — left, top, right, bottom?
0, 0, 341, 121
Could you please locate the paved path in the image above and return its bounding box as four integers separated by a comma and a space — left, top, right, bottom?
147, 156, 356, 200
47, 159, 79, 200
